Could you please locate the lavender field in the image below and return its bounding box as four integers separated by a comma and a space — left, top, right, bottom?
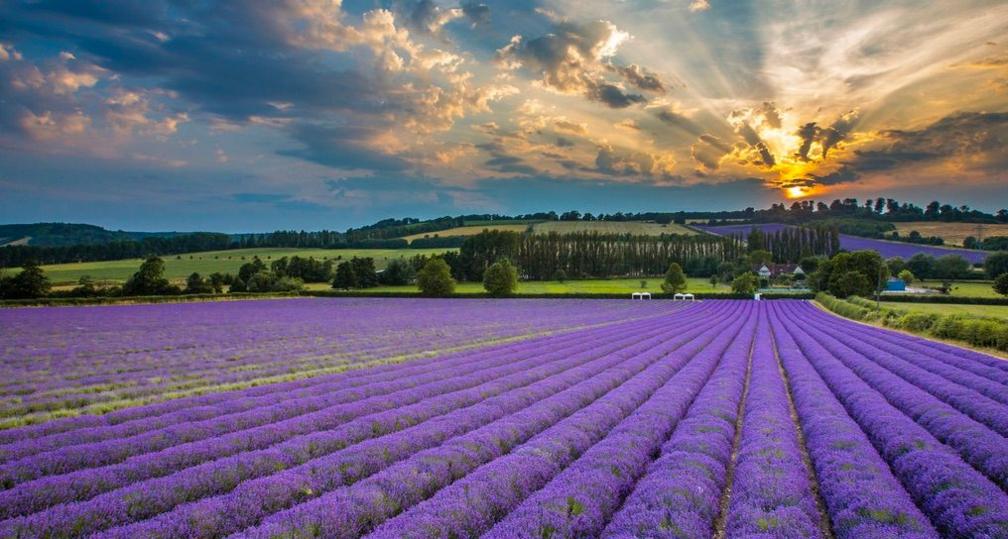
696, 223, 989, 263
0, 299, 1007, 538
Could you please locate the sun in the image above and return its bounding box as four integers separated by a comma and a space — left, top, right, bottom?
785, 186, 809, 199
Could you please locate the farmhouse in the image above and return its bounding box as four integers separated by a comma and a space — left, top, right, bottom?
756, 263, 805, 279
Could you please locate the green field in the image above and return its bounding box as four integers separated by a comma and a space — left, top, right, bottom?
306, 277, 722, 295
402, 221, 698, 242
915, 280, 999, 298
531, 221, 697, 236
25, 247, 456, 285
401, 224, 530, 243
880, 301, 1008, 320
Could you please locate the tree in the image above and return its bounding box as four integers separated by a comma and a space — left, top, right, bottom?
933, 255, 971, 281
1, 261, 51, 299
379, 258, 415, 286
906, 253, 936, 280
417, 258, 455, 297
122, 256, 176, 296
898, 269, 915, 285
660, 262, 687, 294
71, 275, 98, 297
984, 252, 1008, 279
208, 272, 227, 293
483, 259, 518, 297
553, 269, 567, 283
185, 272, 214, 294
749, 249, 772, 267
798, 256, 821, 275
831, 270, 872, 298
237, 257, 267, 283
730, 272, 758, 295
332, 261, 358, 290
994, 273, 1008, 297
350, 257, 378, 288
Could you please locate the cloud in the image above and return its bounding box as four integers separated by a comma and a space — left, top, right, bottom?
282, 123, 412, 172
613, 64, 666, 92
688, 0, 711, 13
595, 145, 677, 179
656, 108, 704, 136
495, 20, 664, 108
460, 1, 491, 26
691, 134, 732, 170
408, 0, 464, 35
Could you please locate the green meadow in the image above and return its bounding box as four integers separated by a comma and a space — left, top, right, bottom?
26, 247, 456, 285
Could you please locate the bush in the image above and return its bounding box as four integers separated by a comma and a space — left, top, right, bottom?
660, 263, 687, 294
332, 261, 357, 290
185, 272, 214, 294
417, 258, 455, 297
0, 261, 51, 299
819, 292, 1008, 352
483, 259, 518, 297
984, 252, 1008, 279
730, 272, 758, 295
994, 273, 1008, 297
898, 269, 915, 285
379, 259, 415, 286
830, 270, 871, 298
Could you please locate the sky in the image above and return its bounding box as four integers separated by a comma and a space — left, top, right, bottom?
1, 0, 1007, 232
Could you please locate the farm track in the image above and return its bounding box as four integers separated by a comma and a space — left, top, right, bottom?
0, 299, 1006, 537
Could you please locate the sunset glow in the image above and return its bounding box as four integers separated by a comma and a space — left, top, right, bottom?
0, 1, 1006, 229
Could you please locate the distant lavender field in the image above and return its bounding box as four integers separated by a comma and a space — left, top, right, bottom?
697, 223, 989, 263
1, 299, 1006, 538
0, 298, 680, 427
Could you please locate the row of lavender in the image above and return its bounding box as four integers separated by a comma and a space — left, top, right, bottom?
0, 298, 682, 424
696, 223, 989, 263
1, 299, 1007, 537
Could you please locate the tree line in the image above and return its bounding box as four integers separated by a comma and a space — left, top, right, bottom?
451, 231, 747, 281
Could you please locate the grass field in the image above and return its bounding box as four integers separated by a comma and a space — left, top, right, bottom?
914, 280, 998, 298
305, 277, 722, 294
24, 247, 456, 285
531, 221, 697, 235
880, 301, 1008, 320
892, 221, 1008, 246
401, 224, 530, 243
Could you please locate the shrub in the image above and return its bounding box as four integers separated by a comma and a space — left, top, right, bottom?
417, 258, 455, 297
660, 263, 687, 294
994, 273, 1008, 297
332, 262, 358, 290
984, 251, 1008, 279
830, 270, 871, 298
730, 272, 758, 295
483, 259, 519, 297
